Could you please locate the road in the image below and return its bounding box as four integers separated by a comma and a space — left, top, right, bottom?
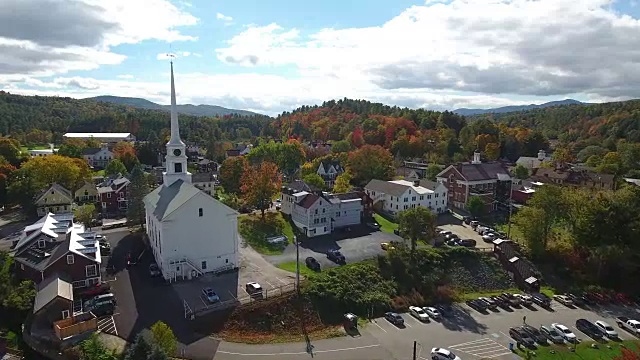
212, 301, 640, 360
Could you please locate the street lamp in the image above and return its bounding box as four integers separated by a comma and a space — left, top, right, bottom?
294, 235, 300, 295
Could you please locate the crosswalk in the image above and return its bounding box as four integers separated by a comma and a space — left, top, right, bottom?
97, 316, 118, 336
448, 338, 512, 359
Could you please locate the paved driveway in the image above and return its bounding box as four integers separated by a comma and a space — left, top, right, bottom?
265, 225, 402, 266
214, 300, 640, 360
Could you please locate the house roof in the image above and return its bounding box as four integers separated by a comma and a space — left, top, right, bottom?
82, 147, 101, 155
364, 179, 408, 197
319, 160, 343, 173
33, 276, 73, 313
516, 156, 551, 169
145, 179, 237, 221
454, 162, 511, 182
34, 183, 73, 203
198, 159, 213, 165
64, 132, 132, 139
285, 180, 318, 193
97, 174, 130, 193
418, 180, 440, 191
532, 167, 570, 180
226, 149, 241, 156
298, 194, 320, 209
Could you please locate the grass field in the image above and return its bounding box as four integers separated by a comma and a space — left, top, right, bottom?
238, 212, 295, 255
373, 213, 398, 233
514, 340, 640, 359
276, 261, 319, 278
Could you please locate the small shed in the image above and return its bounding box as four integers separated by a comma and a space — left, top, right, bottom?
33, 276, 74, 324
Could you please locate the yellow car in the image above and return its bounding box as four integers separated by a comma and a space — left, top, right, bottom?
380, 242, 395, 251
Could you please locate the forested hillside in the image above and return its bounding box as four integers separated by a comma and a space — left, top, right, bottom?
0, 91, 271, 145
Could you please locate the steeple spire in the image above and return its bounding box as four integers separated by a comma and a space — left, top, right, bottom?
168, 60, 184, 146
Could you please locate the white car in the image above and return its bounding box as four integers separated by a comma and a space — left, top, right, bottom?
552, 323, 577, 342
553, 294, 574, 306
431, 347, 461, 360
424, 306, 441, 319
595, 320, 618, 338
409, 306, 429, 322
514, 293, 533, 305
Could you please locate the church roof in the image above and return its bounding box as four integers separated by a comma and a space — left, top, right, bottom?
145, 179, 201, 221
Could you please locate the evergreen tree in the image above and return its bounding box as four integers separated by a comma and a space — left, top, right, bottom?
124, 334, 151, 360
127, 164, 150, 227
147, 346, 169, 360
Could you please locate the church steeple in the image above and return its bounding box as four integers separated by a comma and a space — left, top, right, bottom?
163, 60, 191, 186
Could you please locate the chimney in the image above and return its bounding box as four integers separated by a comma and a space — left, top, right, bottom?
471, 150, 481, 165
537, 149, 546, 161
413, 179, 420, 187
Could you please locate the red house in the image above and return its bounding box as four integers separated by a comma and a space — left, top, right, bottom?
97, 174, 130, 215
12, 213, 102, 289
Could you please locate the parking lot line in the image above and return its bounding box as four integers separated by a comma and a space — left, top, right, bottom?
264, 280, 275, 289
449, 338, 494, 348
403, 320, 412, 328
407, 315, 425, 325
372, 320, 387, 333
275, 276, 288, 285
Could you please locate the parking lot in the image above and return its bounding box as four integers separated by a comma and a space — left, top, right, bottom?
363, 298, 640, 359
437, 213, 494, 249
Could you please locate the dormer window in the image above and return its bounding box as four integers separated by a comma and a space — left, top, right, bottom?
38, 240, 46, 248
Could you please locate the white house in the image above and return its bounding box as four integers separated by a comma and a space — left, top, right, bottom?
143, 62, 239, 282
364, 179, 448, 216
280, 181, 363, 238
82, 145, 114, 169
64, 133, 136, 143
516, 150, 552, 171
191, 172, 216, 196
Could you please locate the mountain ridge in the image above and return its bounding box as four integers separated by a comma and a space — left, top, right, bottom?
453, 99, 586, 116
85, 95, 261, 117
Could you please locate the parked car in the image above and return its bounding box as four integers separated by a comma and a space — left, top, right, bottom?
540, 325, 565, 344
552, 323, 577, 343
326, 249, 346, 263
78, 282, 111, 298
459, 239, 477, 247
439, 230, 452, 237
430, 348, 461, 360
500, 293, 521, 307
482, 233, 496, 243
595, 320, 618, 338
202, 287, 220, 303
553, 294, 574, 307
616, 316, 640, 336
514, 293, 533, 306
366, 222, 380, 230
521, 324, 548, 344
409, 306, 429, 322
576, 319, 604, 340
424, 306, 441, 319
88, 299, 116, 317
509, 327, 536, 348
530, 292, 552, 307
466, 299, 488, 312
463, 216, 472, 224
84, 293, 116, 310
305, 257, 321, 271
478, 297, 498, 310
384, 312, 404, 326
246, 282, 263, 298
149, 263, 162, 277
565, 293, 585, 307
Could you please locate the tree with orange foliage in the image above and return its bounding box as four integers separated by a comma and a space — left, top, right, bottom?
112, 141, 139, 171
0, 156, 16, 205
484, 142, 501, 160
347, 145, 394, 186
240, 162, 282, 220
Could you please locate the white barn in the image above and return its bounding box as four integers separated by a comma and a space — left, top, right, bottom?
63, 133, 136, 143
143, 62, 239, 282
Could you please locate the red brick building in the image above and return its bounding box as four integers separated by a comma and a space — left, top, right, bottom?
436, 151, 512, 213
12, 213, 102, 289
97, 174, 130, 215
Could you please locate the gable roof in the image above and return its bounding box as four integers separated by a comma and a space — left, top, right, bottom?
285, 180, 318, 193
34, 183, 73, 203
145, 180, 238, 221
319, 160, 343, 173
191, 172, 215, 183
33, 276, 73, 313
364, 179, 408, 197
418, 179, 440, 191
298, 194, 320, 209
443, 162, 511, 182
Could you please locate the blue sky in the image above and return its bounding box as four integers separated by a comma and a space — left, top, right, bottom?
1, 0, 640, 115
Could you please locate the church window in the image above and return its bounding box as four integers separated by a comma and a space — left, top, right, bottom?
225, 259, 228, 264
201, 261, 207, 270
198, 208, 203, 217
175, 163, 182, 173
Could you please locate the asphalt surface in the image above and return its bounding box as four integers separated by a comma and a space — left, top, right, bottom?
265, 225, 402, 266
213, 300, 640, 360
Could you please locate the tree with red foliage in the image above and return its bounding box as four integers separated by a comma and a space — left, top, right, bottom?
347, 145, 395, 186
0, 156, 16, 205
241, 162, 282, 220
613, 347, 640, 360
350, 127, 365, 148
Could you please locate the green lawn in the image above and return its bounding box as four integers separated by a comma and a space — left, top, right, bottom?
373, 213, 398, 233
276, 261, 319, 278
238, 212, 295, 255
514, 340, 640, 359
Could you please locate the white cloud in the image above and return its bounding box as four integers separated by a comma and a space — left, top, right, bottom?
0, 0, 198, 77
216, 12, 233, 22
117, 74, 134, 79
216, 0, 640, 101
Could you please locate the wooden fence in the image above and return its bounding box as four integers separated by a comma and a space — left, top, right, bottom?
54, 314, 97, 340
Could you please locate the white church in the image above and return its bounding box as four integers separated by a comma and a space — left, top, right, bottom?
144, 62, 239, 282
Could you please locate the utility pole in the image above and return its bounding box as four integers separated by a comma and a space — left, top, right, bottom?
412, 341, 417, 360
294, 235, 300, 295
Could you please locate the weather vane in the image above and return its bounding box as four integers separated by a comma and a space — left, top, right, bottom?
167, 44, 175, 63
